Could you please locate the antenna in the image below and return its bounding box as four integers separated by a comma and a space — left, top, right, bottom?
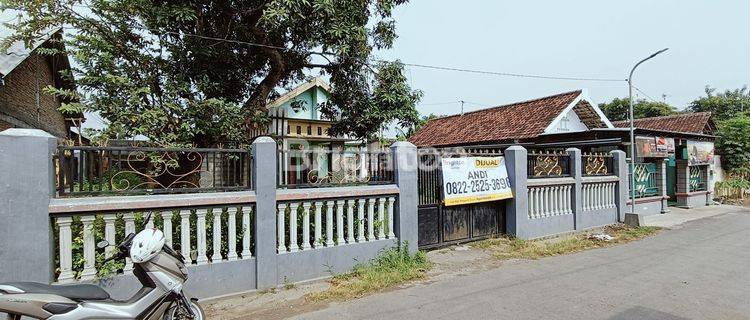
459, 100, 465, 116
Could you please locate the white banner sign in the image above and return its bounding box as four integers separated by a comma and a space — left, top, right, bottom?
441, 156, 513, 206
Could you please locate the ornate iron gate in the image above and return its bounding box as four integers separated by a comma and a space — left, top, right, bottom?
417, 151, 506, 249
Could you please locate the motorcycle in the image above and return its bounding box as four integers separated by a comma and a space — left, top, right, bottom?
0, 213, 205, 319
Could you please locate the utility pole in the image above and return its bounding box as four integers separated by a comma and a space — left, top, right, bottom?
628, 48, 668, 215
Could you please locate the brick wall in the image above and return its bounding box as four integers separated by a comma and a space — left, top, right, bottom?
0, 53, 67, 138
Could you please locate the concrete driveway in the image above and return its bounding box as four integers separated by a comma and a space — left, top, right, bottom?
293, 206, 750, 320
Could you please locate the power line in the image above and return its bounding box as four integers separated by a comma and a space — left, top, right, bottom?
401, 63, 626, 82
419, 101, 459, 106
632, 85, 658, 102
139, 30, 629, 84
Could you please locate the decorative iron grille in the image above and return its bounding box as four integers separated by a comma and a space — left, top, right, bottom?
527, 151, 571, 178
582, 153, 614, 176
689, 165, 708, 192
631, 162, 658, 198
55, 146, 252, 197
277, 148, 394, 188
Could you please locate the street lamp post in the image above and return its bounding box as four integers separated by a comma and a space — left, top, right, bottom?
628, 48, 669, 214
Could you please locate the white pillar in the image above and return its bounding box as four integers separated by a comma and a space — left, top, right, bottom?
314, 202, 323, 248
302, 202, 312, 250
377, 198, 386, 239
387, 197, 396, 239
196, 209, 208, 265
357, 199, 366, 242
277, 203, 287, 253
227, 207, 238, 261
80, 215, 97, 281
103, 214, 117, 258
56, 217, 74, 283
289, 202, 300, 252
346, 200, 355, 244
123, 212, 135, 272
325, 201, 334, 246
179, 210, 191, 261
161, 211, 173, 247
336, 200, 345, 245
367, 198, 375, 240
211, 209, 222, 262
241, 206, 252, 259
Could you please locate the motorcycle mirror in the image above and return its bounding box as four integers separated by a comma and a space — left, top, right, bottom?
143, 212, 153, 226
96, 240, 110, 249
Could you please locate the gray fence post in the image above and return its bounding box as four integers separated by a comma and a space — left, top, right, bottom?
611, 150, 628, 222
566, 148, 582, 230
0, 129, 57, 283
391, 141, 419, 254
504, 146, 528, 238
252, 136, 278, 289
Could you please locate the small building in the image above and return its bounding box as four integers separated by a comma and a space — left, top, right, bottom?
261, 78, 371, 186
409, 90, 718, 216
0, 25, 80, 139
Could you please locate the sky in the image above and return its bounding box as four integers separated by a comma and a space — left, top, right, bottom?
75, 0, 750, 132
377, 0, 750, 118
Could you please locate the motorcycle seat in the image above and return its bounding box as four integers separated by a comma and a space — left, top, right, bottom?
0, 282, 110, 301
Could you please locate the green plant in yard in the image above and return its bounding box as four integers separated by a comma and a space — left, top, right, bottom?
307, 245, 429, 301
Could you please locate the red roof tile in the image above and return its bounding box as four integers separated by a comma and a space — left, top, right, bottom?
408, 90, 582, 147
612, 112, 714, 135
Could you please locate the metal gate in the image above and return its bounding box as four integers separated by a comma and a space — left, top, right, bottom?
417, 151, 506, 249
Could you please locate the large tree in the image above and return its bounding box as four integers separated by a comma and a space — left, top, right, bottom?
598, 97, 678, 122
716, 112, 750, 176
687, 86, 750, 122
2, 0, 421, 146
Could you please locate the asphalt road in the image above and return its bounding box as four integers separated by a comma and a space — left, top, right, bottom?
292, 207, 750, 320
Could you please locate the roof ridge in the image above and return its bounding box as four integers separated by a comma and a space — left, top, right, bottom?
612, 111, 711, 123
431, 90, 582, 121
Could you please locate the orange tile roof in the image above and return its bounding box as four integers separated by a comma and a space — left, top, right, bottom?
612, 112, 714, 135
408, 90, 582, 147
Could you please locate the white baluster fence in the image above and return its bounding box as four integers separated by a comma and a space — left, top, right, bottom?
52, 204, 255, 283
581, 181, 617, 211
276, 195, 397, 253
527, 179, 574, 219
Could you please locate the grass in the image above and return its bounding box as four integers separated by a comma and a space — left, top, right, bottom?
307, 246, 431, 302
474, 224, 661, 260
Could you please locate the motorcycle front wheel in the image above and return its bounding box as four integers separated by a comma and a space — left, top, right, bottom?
163, 300, 205, 320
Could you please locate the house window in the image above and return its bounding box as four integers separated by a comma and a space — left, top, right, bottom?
296, 126, 302, 135
286, 124, 290, 135
317, 127, 322, 135
307, 126, 312, 135
559, 116, 570, 132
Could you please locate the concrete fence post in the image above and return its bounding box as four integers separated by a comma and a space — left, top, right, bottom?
252, 136, 278, 289
611, 150, 628, 223
566, 148, 582, 230
0, 129, 57, 283
504, 146, 528, 238
391, 141, 419, 254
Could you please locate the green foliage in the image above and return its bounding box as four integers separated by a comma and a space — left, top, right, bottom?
688, 86, 750, 122
716, 177, 750, 190
716, 112, 750, 174
308, 245, 429, 301
598, 97, 678, 122
3, 0, 420, 146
